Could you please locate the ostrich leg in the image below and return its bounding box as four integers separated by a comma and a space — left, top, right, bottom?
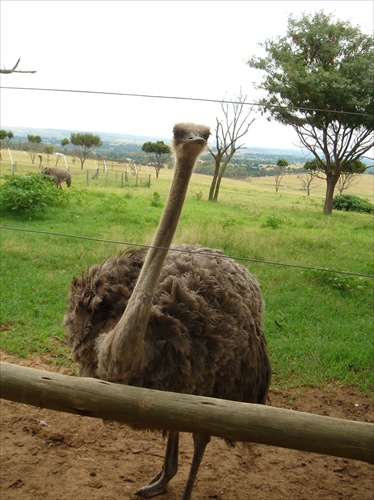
136, 431, 179, 498
181, 433, 211, 500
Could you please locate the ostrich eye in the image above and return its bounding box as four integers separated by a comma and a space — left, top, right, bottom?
202, 132, 210, 141
173, 129, 184, 140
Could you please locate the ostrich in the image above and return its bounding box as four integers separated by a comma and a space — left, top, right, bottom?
64, 123, 271, 499
41, 167, 72, 189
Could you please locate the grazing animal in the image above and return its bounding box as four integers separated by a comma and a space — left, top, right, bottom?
42, 167, 71, 189
64, 123, 271, 499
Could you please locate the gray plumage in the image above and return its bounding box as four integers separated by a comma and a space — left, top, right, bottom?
42, 167, 71, 188
64, 123, 271, 499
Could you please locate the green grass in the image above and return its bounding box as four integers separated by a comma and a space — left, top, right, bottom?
1, 157, 373, 394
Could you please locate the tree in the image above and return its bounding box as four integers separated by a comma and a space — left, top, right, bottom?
0, 130, 14, 160
336, 159, 366, 195
0, 58, 36, 74
70, 133, 102, 169
304, 158, 366, 196
297, 170, 320, 196
275, 159, 288, 192
247, 11, 374, 213
208, 91, 255, 201
55, 138, 70, 166
43, 145, 55, 164
25, 134, 42, 164
142, 141, 171, 178
61, 138, 70, 149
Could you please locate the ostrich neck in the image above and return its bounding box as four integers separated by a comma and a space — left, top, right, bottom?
97, 155, 196, 381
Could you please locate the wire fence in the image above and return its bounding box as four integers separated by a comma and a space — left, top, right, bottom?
1, 225, 373, 279
86, 168, 151, 188
2, 86, 374, 118
1, 86, 373, 280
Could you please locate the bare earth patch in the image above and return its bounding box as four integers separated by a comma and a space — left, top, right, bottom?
0, 351, 373, 499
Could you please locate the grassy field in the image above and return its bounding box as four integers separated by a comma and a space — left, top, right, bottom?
1, 151, 373, 394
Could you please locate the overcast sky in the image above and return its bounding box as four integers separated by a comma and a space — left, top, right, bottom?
1, 0, 373, 149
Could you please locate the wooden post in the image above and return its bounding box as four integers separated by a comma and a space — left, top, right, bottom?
0, 362, 373, 464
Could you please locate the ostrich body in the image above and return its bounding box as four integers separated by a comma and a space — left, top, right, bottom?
41, 167, 71, 189
64, 123, 271, 499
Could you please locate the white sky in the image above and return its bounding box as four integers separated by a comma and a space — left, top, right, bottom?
1, 0, 373, 149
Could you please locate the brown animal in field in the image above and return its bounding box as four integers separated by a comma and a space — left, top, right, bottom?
41, 167, 71, 189
64, 123, 271, 500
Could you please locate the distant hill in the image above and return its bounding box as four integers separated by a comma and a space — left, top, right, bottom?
3, 125, 310, 154
2, 126, 159, 145
4, 125, 372, 168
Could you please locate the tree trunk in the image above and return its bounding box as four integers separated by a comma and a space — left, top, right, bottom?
209, 161, 220, 201
323, 177, 336, 214
213, 173, 224, 201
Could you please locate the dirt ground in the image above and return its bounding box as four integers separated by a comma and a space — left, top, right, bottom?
1, 352, 373, 500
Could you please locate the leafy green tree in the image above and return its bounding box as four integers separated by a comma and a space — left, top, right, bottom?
43, 145, 55, 164
305, 158, 366, 196
0, 130, 14, 160
56, 138, 70, 166
247, 11, 374, 213
336, 159, 367, 196
142, 141, 171, 178
0, 130, 14, 142
275, 159, 288, 192
70, 133, 102, 169
25, 134, 43, 164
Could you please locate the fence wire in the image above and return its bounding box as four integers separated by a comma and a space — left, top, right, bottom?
1, 225, 373, 279
2, 86, 374, 118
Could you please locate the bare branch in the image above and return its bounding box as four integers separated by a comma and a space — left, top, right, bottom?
208, 90, 256, 201
0, 58, 36, 74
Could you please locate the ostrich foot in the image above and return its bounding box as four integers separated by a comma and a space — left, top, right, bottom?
135, 431, 179, 498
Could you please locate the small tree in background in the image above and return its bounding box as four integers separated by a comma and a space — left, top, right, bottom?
297, 170, 320, 196
25, 134, 42, 164
142, 141, 171, 178
70, 133, 102, 169
0, 130, 14, 160
56, 138, 70, 166
336, 159, 367, 195
43, 145, 54, 164
275, 158, 288, 192
304, 158, 367, 195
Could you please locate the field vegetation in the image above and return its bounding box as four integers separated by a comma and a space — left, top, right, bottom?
1, 150, 373, 394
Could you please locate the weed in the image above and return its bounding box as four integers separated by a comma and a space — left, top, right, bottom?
306, 268, 359, 292
191, 190, 204, 200
150, 192, 163, 207
261, 214, 283, 229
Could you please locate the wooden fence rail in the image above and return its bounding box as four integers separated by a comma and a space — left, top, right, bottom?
1, 362, 373, 464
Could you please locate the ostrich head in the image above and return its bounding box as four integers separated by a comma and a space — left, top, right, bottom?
171, 123, 210, 164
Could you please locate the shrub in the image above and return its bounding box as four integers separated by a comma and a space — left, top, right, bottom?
150, 192, 163, 207
261, 214, 283, 229
306, 268, 365, 292
332, 194, 374, 214
0, 173, 65, 213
